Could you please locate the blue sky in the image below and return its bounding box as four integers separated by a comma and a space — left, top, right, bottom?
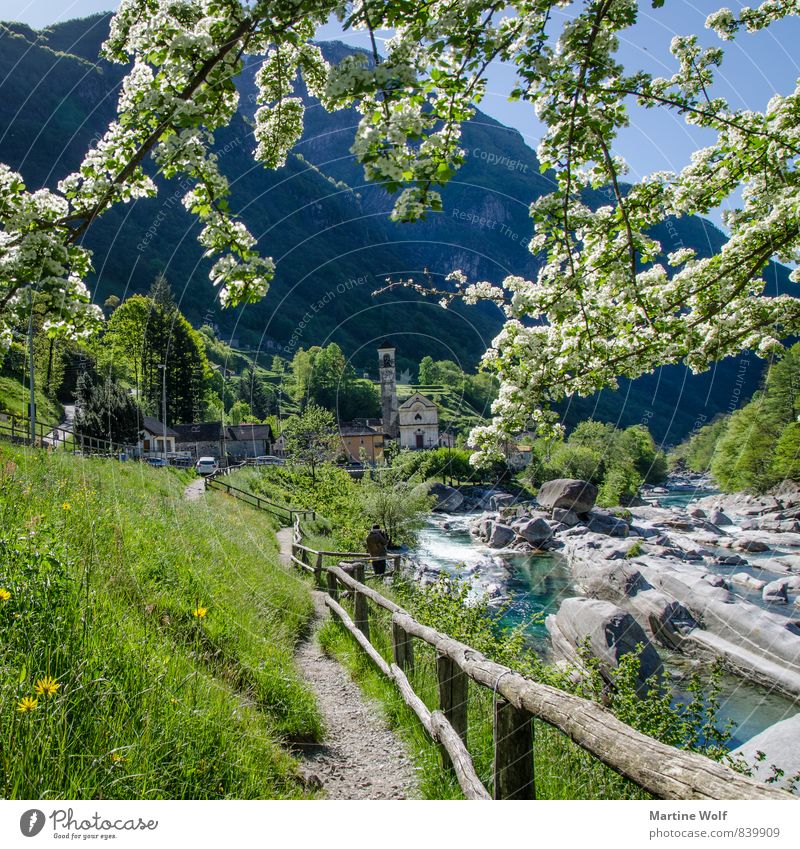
3, 0, 799, 219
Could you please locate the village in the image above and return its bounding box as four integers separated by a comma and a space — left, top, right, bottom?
135, 340, 461, 471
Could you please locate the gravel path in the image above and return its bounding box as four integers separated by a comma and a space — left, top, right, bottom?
184, 477, 206, 501
277, 527, 419, 800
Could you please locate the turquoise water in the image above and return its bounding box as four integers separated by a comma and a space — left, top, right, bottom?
644, 488, 718, 509
415, 514, 798, 747
414, 518, 571, 648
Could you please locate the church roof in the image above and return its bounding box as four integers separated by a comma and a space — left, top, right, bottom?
377, 339, 396, 350
399, 392, 437, 409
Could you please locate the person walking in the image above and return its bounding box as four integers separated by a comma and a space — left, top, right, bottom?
365, 523, 389, 577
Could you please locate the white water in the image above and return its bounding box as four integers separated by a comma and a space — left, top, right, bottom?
416, 512, 799, 747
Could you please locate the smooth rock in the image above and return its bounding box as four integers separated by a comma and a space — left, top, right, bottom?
769, 555, 800, 574
709, 509, 733, 526
552, 507, 581, 527
429, 482, 464, 513
537, 478, 597, 514
730, 714, 800, 794
703, 574, 729, 589
546, 597, 663, 696
517, 517, 554, 546
489, 492, 516, 511
763, 579, 790, 604
586, 512, 630, 537
730, 573, 767, 592
715, 554, 748, 566
731, 537, 771, 553
487, 523, 515, 549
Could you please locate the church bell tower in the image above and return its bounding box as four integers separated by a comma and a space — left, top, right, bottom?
377, 340, 399, 439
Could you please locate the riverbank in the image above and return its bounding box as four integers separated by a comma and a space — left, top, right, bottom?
413, 508, 798, 749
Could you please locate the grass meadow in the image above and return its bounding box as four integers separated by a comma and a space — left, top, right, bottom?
0, 444, 320, 799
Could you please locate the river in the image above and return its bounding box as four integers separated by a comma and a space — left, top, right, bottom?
415, 511, 798, 748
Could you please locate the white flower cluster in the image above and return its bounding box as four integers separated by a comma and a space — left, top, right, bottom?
3, 0, 800, 473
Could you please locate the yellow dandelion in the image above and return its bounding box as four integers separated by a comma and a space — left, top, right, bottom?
110, 752, 126, 764
61, 501, 71, 511
17, 696, 38, 713
0, 588, 10, 602
33, 676, 60, 698
192, 605, 207, 619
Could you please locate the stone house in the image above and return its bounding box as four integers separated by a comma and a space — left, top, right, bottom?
225, 423, 274, 459
138, 416, 179, 456
173, 422, 224, 459
339, 420, 385, 463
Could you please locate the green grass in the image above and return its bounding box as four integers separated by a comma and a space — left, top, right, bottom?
0, 444, 321, 799
0, 374, 63, 424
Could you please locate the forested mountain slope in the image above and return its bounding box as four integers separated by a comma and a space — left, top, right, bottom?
1, 12, 793, 441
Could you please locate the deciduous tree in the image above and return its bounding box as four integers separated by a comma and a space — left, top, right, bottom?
1, 0, 799, 470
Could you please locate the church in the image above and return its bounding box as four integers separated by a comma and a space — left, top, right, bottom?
377, 341, 443, 451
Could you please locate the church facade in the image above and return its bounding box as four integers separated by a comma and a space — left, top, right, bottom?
398, 392, 440, 450
376, 341, 440, 450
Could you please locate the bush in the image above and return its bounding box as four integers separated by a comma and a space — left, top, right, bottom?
525, 420, 665, 504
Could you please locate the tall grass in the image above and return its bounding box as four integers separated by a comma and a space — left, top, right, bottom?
0, 445, 321, 799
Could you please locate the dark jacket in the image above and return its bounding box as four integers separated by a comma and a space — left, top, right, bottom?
365, 528, 389, 557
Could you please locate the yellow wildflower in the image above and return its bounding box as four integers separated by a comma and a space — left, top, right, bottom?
17, 696, 38, 713
110, 752, 126, 764
33, 676, 60, 698
192, 605, 208, 619
0, 588, 10, 602
62, 502, 71, 511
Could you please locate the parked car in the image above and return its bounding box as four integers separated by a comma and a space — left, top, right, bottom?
195, 456, 219, 476
169, 456, 194, 468
254, 455, 284, 466
146, 457, 168, 467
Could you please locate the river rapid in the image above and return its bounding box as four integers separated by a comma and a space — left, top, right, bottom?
413, 509, 798, 748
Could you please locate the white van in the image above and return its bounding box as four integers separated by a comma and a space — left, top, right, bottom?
196, 457, 219, 476
255, 455, 284, 466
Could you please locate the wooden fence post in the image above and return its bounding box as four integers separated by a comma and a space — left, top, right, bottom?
392, 619, 414, 673
493, 699, 535, 800
326, 568, 339, 601
352, 562, 369, 641
314, 552, 324, 589
437, 651, 468, 748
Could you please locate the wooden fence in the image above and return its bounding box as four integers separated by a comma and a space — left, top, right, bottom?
0, 411, 133, 457
289, 517, 792, 802
204, 475, 315, 524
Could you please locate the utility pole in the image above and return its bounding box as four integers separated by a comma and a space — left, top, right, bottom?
158, 363, 167, 460
27, 286, 36, 445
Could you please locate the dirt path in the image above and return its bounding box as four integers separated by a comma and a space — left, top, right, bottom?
184, 477, 206, 501
276, 527, 419, 800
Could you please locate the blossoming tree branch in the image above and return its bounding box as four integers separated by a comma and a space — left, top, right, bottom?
1, 0, 798, 463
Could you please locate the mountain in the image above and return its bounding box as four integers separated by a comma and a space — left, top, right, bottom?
0, 13, 792, 443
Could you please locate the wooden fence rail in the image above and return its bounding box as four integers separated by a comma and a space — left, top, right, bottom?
0, 411, 134, 457
290, 518, 792, 802
204, 475, 315, 524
